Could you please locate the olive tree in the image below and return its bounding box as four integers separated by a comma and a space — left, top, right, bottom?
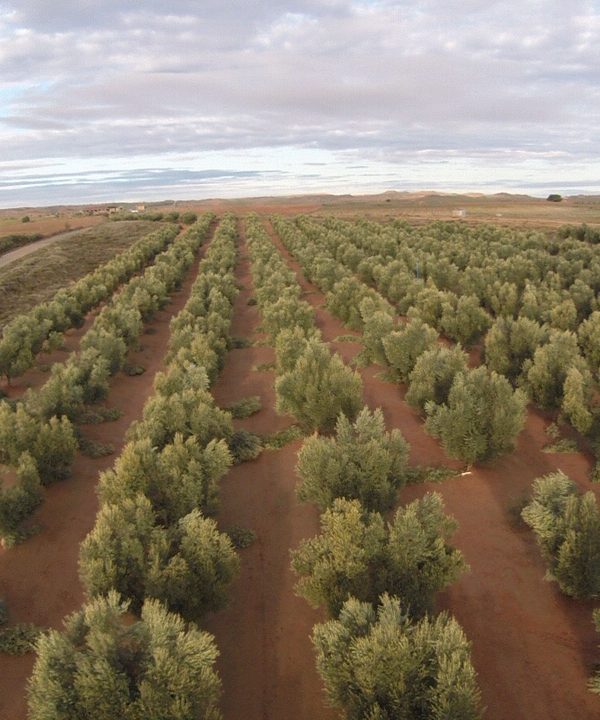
276, 339, 363, 432
406, 345, 468, 413
425, 366, 527, 467
28, 592, 222, 720
312, 593, 482, 720
521, 471, 600, 599
382, 318, 438, 383
291, 495, 465, 617
296, 407, 409, 512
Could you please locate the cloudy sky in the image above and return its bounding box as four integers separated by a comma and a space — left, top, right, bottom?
0, 0, 599, 207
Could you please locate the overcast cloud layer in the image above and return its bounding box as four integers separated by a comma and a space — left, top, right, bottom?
0, 0, 599, 206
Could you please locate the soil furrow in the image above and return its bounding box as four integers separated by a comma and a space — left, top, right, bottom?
205, 218, 339, 720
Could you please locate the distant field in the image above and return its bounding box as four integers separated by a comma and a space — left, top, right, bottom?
188, 192, 600, 228
0, 212, 103, 237
0, 220, 162, 325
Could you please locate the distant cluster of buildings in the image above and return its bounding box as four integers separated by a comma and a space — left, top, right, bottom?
85, 204, 146, 216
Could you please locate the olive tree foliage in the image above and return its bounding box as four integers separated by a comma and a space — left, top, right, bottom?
524, 330, 590, 408
0, 402, 78, 485
578, 310, 600, 376
359, 298, 394, 366
274, 326, 320, 374
425, 367, 527, 467
561, 366, 593, 435
98, 434, 231, 524
291, 495, 465, 618
382, 317, 438, 383
484, 316, 547, 385
440, 294, 492, 347
0, 453, 42, 546
80, 497, 239, 619
521, 471, 600, 599
261, 292, 315, 340
312, 594, 482, 720
406, 345, 469, 413
276, 338, 363, 432
27, 592, 222, 720
149, 509, 240, 620
296, 407, 410, 512
128, 387, 233, 450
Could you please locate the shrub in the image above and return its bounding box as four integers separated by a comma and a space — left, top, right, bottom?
406, 345, 469, 413
521, 471, 600, 598
81, 499, 238, 620
382, 318, 438, 383
276, 339, 363, 432
0, 453, 43, 546
228, 429, 263, 463
312, 594, 481, 720
524, 330, 589, 408
360, 303, 394, 366
561, 366, 593, 434
227, 395, 262, 419
149, 510, 240, 619
440, 294, 491, 347
180, 211, 198, 224
99, 435, 231, 523
425, 366, 527, 467
296, 407, 409, 512
28, 592, 222, 720
291, 495, 465, 617
484, 316, 547, 385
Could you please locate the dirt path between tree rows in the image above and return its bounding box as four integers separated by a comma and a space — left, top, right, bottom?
205, 219, 340, 720
0, 228, 216, 720
264, 218, 600, 720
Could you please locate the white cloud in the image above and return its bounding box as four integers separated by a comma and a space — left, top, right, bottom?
0, 0, 599, 205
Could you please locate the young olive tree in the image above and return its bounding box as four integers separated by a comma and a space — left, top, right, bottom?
440, 294, 492, 347
425, 366, 526, 467
484, 316, 547, 385
524, 330, 589, 408
312, 594, 482, 720
276, 339, 363, 432
406, 345, 469, 413
0, 453, 42, 546
521, 471, 600, 598
296, 407, 409, 512
382, 318, 438, 383
291, 495, 465, 618
28, 592, 222, 720
561, 366, 593, 435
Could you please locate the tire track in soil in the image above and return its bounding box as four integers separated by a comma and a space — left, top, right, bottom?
264, 218, 600, 720
0, 225, 218, 720
204, 219, 340, 720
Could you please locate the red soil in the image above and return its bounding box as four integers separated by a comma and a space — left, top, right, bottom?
265, 218, 600, 720
0, 244, 211, 720
205, 221, 340, 720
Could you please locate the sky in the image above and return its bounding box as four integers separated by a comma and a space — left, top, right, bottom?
0, 0, 599, 207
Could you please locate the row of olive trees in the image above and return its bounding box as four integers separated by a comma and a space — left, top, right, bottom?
274, 216, 527, 468
245, 214, 364, 433
0, 217, 215, 547
290, 407, 481, 717
249, 217, 486, 720
28, 215, 241, 720
520, 470, 600, 692
289, 215, 600, 473
0, 223, 182, 384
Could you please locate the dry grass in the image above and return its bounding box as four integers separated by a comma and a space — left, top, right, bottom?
0, 221, 161, 326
